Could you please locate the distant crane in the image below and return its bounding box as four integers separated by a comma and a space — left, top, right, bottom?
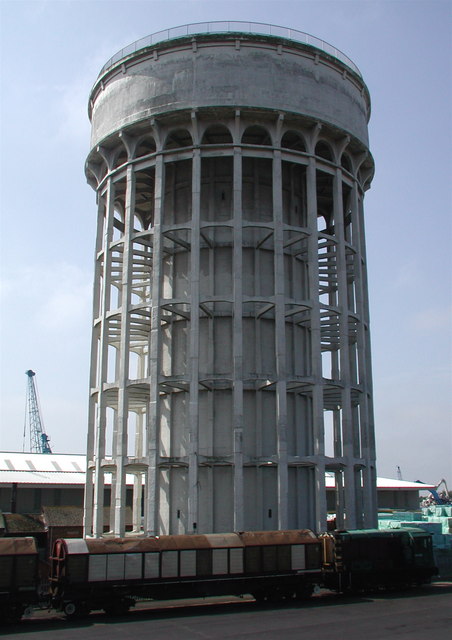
428, 478, 452, 505
24, 370, 52, 454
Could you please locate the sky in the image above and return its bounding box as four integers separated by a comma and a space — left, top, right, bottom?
0, 0, 451, 485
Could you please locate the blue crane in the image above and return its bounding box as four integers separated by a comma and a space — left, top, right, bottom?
24, 370, 52, 454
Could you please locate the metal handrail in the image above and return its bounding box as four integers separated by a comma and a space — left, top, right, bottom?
96, 21, 362, 79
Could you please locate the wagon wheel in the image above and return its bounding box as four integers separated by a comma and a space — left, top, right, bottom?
63, 601, 90, 619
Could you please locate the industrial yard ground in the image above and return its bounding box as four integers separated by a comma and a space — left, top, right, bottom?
2, 584, 451, 640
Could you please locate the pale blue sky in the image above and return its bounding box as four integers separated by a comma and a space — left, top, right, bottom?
1, 0, 451, 484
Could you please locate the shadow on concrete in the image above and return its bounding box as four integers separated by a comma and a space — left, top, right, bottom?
3, 583, 451, 636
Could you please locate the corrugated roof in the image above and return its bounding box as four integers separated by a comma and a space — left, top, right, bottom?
0, 470, 86, 485
0, 452, 85, 473
0, 452, 138, 486
373, 477, 436, 490
323, 472, 435, 490
0, 452, 87, 486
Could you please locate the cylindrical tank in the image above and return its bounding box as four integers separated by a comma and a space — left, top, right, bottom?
83, 22, 377, 538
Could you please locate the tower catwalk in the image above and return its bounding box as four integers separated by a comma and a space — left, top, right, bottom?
83, 23, 377, 538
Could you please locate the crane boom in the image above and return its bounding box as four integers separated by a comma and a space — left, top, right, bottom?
25, 370, 52, 454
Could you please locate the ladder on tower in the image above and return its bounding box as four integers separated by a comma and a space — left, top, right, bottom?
24, 370, 52, 454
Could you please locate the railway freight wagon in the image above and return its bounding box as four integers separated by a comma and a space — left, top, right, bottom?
0, 537, 40, 623
50, 530, 322, 616
0, 528, 438, 623
322, 528, 437, 592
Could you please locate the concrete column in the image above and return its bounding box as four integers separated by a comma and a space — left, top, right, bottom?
349, 180, 369, 525
233, 143, 244, 531
306, 157, 326, 533
92, 179, 115, 537
273, 147, 289, 530
83, 469, 94, 537
145, 152, 164, 536
333, 167, 356, 528
114, 165, 135, 536
335, 469, 345, 528
188, 147, 201, 533
206, 218, 215, 533
132, 405, 144, 533
132, 471, 142, 532
354, 184, 377, 525
84, 192, 107, 537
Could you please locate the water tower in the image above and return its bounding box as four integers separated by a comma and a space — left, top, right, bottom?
83, 22, 377, 538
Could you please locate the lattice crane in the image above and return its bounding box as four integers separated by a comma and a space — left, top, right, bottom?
24, 369, 52, 454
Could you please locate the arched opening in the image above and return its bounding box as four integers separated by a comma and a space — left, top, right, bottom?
87, 146, 108, 184
359, 161, 374, 191
282, 161, 307, 226
241, 125, 272, 146
341, 152, 352, 173
112, 143, 128, 170
281, 130, 306, 152
98, 160, 108, 183
201, 124, 233, 145
316, 170, 334, 234
164, 129, 193, 150
135, 135, 156, 159
86, 162, 102, 188
134, 167, 155, 230
315, 141, 334, 162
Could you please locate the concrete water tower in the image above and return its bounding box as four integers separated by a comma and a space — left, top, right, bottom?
83, 22, 377, 538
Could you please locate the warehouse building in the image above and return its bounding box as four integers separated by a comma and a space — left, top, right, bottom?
0, 452, 434, 520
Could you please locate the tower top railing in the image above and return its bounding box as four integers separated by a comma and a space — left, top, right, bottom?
97, 21, 362, 79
